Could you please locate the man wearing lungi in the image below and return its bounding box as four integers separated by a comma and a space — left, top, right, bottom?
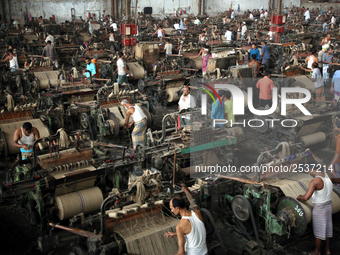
13, 122, 40, 160
328, 120, 340, 187
297, 169, 340, 255
121, 99, 147, 150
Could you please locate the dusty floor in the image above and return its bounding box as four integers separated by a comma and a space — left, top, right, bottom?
1, 90, 340, 255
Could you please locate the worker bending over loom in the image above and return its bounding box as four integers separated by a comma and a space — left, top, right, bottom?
165, 198, 208, 255
121, 99, 147, 150
13, 122, 40, 160
297, 168, 340, 255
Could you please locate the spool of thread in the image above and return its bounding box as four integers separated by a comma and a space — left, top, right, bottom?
55, 187, 103, 220
300, 132, 326, 147
166, 87, 181, 102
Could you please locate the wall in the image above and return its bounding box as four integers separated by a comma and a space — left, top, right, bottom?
282, 0, 301, 9
134, 0, 199, 17
4, 0, 111, 24
204, 0, 270, 15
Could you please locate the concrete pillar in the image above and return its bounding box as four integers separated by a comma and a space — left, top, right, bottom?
0, 0, 6, 22
198, 0, 201, 15
125, 0, 131, 23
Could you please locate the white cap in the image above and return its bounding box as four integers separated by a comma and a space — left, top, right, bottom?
243, 22, 246, 24
120, 99, 129, 105
180, 41, 184, 43
255, 19, 258, 21
184, 18, 187, 20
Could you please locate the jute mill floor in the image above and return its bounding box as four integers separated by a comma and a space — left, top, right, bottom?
1, 89, 340, 254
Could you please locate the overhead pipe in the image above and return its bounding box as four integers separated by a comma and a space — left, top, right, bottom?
198, 0, 202, 16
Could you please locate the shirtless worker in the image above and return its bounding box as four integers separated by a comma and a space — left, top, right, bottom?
165, 197, 208, 255
13, 122, 40, 160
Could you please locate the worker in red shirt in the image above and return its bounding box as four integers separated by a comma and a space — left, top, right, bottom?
256, 70, 275, 108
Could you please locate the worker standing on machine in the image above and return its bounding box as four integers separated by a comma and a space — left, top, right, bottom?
121, 99, 147, 151
152, 25, 165, 41
13, 122, 40, 160
297, 167, 340, 255
164, 197, 208, 255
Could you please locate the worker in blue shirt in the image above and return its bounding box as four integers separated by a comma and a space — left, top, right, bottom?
85, 57, 96, 81
323, 20, 328, 32
260, 41, 270, 69
211, 91, 225, 127
249, 43, 260, 62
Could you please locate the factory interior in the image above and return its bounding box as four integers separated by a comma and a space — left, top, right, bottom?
3, 0, 340, 254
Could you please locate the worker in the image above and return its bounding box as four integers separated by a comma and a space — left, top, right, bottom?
249, 54, 260, 78
191, 45, 211, 78
231, 9, 235, 19
224, 90, 235, 127
42, 40, 57, 64
121, 99, 147, 150
311, 62, 325, 106
303, 49, 318, 73
164, 39, 173, 55
241, 22, 247, 40
260, 41, 270, 69
85, 57, 96, 81
178, 41, 184, 55
174, 20, 180, 30
106, 31, 115, 42
256, 70, 274, 108
201, 47, 211, 78
24, 59, 31, 69
198, 31, 206, 44
114, 52, 132, 88
260, 10, 265, 19
249, 43, 260, 62
12, 19, 19, 29
322, 48, 334, 82
225, 28, 232, 44
13, 122, 40, 160
322, 20, 329, 32
38, 16, 44, 25
165, 197, 208, 255
328, 120, 340, 183
320, 34, 331, 51
297, 168, 340, 255
110, 21, 118, 32
249, 12, 254, 21
1, 49, 19, 71
317, 46, 325, 69
264, 10, 269, 18
304, 8, 310, 22
211, 90, 225, 127
1, 22, 8, 32
45, 31, 54, 45
91, 54, 100, 78
194, 17, 201, 25
178, 86, 196, 112
331, 70, 340, 107
331, 15, 336, 24
152, 25, 165, 39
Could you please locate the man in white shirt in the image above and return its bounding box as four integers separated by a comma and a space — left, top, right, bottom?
110, 22, 118, 32
231, 10, 235, 19
225, 28, 232, 44
114, 52, 132, 87
178, 86, 196, 126
249, 12, 254, 21
164, 40, 173, 55
304, 8, 310, 22
260, 10, 265, 19
264, 10, 269, 18
45, 32, 54, 45
174, 20, 180, 30
12, 19, 19, 29
241, 22, 247, 40
194, 17, 201, 25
